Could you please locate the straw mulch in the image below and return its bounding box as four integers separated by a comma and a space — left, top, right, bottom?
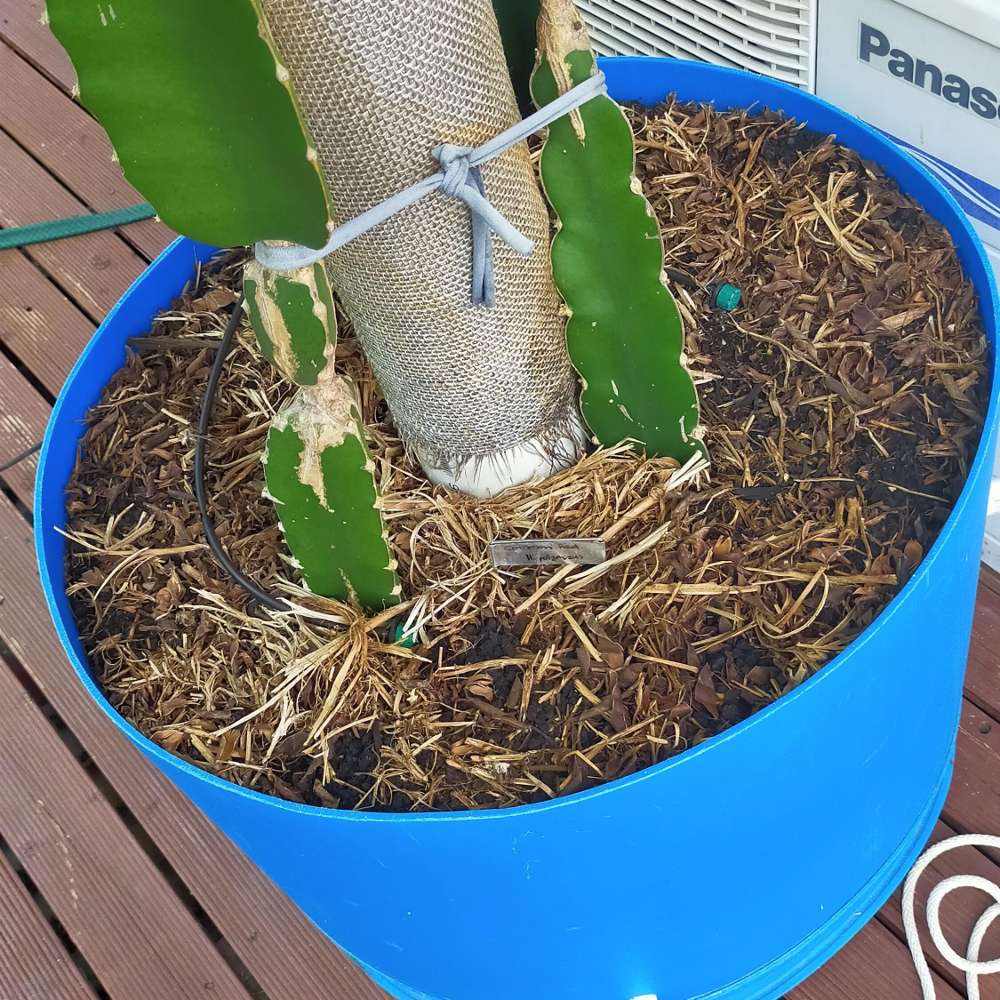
64, 101, 989, 811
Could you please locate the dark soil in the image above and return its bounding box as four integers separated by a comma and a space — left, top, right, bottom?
758, 123, 828, 167
63, 101, 990, 811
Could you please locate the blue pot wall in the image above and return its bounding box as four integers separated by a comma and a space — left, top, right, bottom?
35, 59, 1000, 1000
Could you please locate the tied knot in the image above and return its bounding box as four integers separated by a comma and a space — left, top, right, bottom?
433, 142, 533, 308
436, 144, 473, 199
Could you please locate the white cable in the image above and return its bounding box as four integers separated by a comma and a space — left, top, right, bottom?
902, 834, 1000, 999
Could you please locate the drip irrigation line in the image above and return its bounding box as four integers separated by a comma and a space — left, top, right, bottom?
194, 296, 291, 613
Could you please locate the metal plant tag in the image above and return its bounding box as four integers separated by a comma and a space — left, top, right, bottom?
489, 538, 607, 568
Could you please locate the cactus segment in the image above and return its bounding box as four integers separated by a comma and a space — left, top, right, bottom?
243, 260, 396, 610
492, 0, 542, 115
45, 0, 330, 248
244, 260, 336, 386
532, 4, 704, 462
264, 376, 400, 610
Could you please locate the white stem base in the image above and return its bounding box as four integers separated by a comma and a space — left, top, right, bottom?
417, 416, 588, 499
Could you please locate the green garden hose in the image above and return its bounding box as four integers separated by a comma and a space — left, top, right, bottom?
0, 202, 155, 250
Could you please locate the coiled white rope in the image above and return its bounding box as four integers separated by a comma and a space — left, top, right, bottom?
903, 835, 1000, 999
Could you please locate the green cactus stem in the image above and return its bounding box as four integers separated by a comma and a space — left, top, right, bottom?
45, 0, 329, 248
531, 0, 704, 462
245, 258, 398, 609
264, 374, 400, 610
243, 258, 337, 387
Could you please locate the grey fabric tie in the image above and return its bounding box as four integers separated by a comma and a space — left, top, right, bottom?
435, 143, 503, 306
254, 72, 608, 306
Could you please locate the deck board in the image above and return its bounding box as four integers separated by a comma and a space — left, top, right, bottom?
0, 127, 147, 321
944, 703, 1000, 859
0, 353, 50, 503
0, 247, 96, 394
0, 851, 95, 1000
967, 584, 1000, 721
0, 489, 389, 1000
0, 0, 74, 92
789, 918, 963, 1000
0, 42, 171, 262
0, 661, 254, 1000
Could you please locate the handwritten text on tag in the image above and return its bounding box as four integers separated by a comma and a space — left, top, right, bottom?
489, 538, 607, 568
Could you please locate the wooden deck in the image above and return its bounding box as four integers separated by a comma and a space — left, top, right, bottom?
0, 3, 999, 996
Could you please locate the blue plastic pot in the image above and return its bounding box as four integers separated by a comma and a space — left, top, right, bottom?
35, 58, 1000, 1000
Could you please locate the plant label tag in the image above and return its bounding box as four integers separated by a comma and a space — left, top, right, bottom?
489, 538, 607, 568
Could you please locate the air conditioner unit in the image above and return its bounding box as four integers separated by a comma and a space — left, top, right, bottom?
582, 0, 1000, 282
582, 0, 1000, 566
579, 0, 818, 89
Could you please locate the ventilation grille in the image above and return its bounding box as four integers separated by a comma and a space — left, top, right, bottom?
578, 0, 816, 90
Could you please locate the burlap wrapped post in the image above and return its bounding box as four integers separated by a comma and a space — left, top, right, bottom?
258, 0, 585, 496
